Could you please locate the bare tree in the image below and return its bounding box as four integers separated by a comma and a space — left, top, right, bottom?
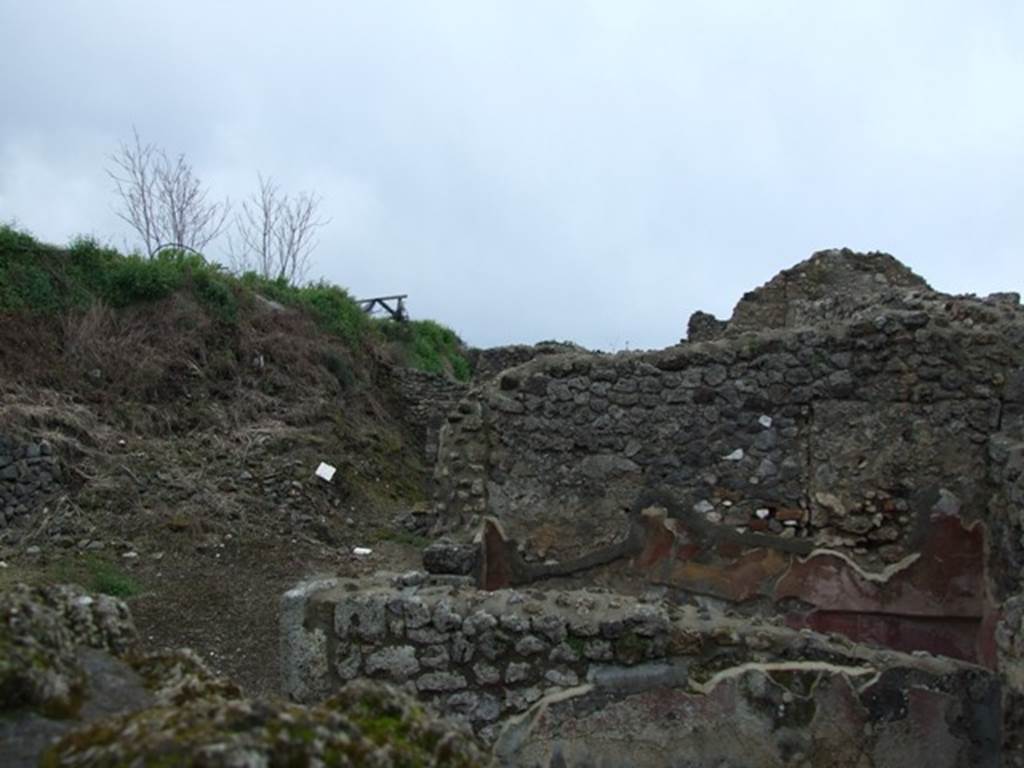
152, 150, 230, 254
108, 129, 229, 257
107, 129, 160, 257
230, 173, 328, 284
230, 173, 279, 279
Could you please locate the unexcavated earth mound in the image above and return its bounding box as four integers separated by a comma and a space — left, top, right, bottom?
284, 250, 1024, 766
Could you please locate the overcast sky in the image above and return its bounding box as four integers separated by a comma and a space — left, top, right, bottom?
1, 2, 1021, 350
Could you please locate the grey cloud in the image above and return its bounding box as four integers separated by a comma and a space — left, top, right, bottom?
1, 1, 1021, 349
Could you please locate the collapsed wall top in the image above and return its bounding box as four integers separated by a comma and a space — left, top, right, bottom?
687, 248, 1013, 341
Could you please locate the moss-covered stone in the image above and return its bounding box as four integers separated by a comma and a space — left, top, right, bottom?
43, 680, 484, 767
0, 583, 135, 718
126, 648, 243, 706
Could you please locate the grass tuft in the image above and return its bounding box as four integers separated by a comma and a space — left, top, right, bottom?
49, 554, 142, 599
85, 557, 141, 598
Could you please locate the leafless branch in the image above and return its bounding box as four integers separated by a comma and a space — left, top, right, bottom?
107, 128, 160, 257
108, 129, 230, 258
229, 173, 279, 277
230, 173, 329, 284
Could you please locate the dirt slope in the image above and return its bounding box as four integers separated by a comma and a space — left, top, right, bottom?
0, 290, 433, 696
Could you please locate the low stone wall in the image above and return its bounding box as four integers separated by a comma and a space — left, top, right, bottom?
0, 436, 62, 528
285, 575, 668, 740
281, 574, 1007, 765
0, 583, 486, 768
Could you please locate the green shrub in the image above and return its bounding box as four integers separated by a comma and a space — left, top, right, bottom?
450, 353, 471, 382
298, 281, 369, 344
378, 318, 470, 380
238, 272, 292, 301
0, 223, 45, 253
0, 261, 61, 313
102, 249, 237, 315
0, 229, 239, 323
240, 273, 370, 345
103, 254, 181, 306
189, 264, 238, 323
66, 237, 119, 303
0, 225, 60, 312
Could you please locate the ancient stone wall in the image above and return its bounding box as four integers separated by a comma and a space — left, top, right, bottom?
425, 252, 1024, 759
281, 574, 1004, 766
0, 435, 62, 528
393, 348, 590, 465
437, 308, 1022, 575
320, 252, 1024, 764
392, 367, 469, 463
285, 575, 675, 740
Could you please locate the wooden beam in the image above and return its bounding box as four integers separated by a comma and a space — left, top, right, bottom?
357, 294, 409, 321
